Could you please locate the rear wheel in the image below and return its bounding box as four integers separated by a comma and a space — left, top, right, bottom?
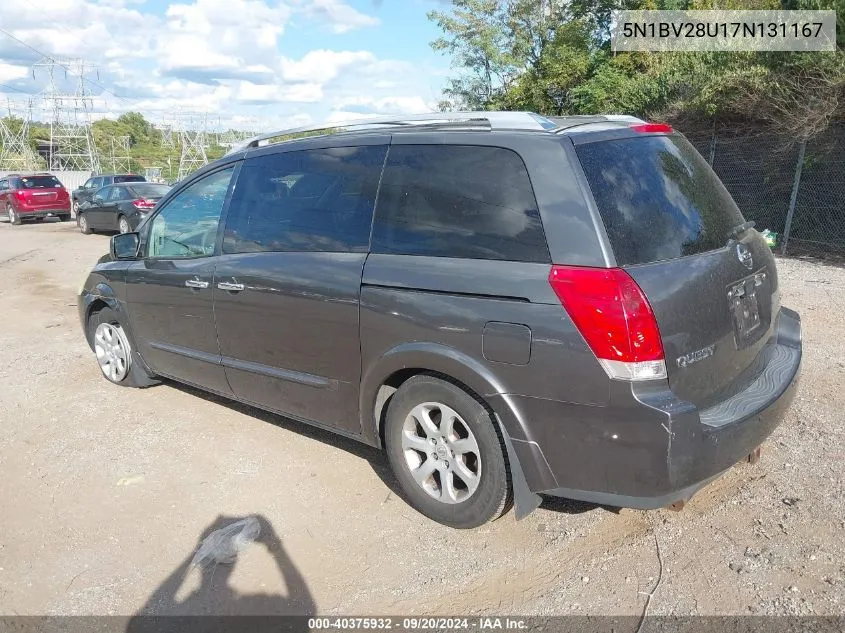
384, 375, 511, 528
118, 215, 130, 234
59, 214, 71, 222
7, 204, 21, 225
78, 213, 92, 234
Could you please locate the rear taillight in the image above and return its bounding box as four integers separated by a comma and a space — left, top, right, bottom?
548, 265, 666, 381
132, 199, 156, 211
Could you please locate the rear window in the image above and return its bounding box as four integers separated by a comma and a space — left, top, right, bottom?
130, 183, 171, 198
576, 135, 745, 266
372, 145, 549, 263
18, 175, 63, 189
114, 175, 145, 184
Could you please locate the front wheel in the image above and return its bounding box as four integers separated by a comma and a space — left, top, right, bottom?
72, 200, 80, 216
384, 375, 511, 529
78, 213, 92, 234
118, 215, 130, 234
87, 307, 157, 388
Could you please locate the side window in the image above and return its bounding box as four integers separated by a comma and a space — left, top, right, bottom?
147, 166, 235, 259
0, 179, 7, 192
83, 178, 95, 189
95, 186, 111, 201
108, 187, 129, 201
372, 145, 549, 262
222, 145, 387, 254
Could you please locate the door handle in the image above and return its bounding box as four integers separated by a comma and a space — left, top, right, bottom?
217, 282, 245, 292
185, 278, 209, 289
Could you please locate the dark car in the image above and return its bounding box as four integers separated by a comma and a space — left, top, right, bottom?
77, 182, 171, 235
72, 174, 146, 215
78, 112, 802, 529
0, 173, 71, 224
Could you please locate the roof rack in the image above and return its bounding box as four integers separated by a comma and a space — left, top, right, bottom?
225, 111, 559, 155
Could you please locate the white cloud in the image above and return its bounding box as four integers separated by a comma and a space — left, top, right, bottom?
280, 50, 375, 84
0, 62, 28, 83
334, 95, 432, 114
0, 0, 443, 131
294, 0, 380, 34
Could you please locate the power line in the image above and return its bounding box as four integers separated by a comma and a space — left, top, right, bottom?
0, 27, 136, 106
0, 83, 32, 95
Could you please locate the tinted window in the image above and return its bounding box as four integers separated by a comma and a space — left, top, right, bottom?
576, 135, 745, 266
223, 145, 387, 254
147, 167, 234, 259
108, 186, 131, 201
114, 175, 145, 184
94, 186, 111, 201
18, 175, 62, 189
91, 177, 104, 189
0, 180, 7, 191
130, 183, 171, 198
371, 145, 548, 262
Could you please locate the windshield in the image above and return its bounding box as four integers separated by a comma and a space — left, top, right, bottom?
576, 135, 745, 266
129, 183, 171, 198
18, 176, 63, 189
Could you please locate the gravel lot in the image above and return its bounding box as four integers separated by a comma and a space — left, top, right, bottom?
0, 220, 843, 617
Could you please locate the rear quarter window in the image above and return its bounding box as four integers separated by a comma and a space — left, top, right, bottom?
371, 145, 549, 263
576, 135, 745, 266
114, 175, 146, 184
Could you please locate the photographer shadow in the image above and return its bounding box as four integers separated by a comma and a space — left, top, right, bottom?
126, 514, 315, 632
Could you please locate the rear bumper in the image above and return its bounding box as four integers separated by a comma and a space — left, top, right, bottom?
493, 307, 802, 509
16, 206, 71, 217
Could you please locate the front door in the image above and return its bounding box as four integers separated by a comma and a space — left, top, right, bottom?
212, 143, 387, 433
125, 165, 237, 393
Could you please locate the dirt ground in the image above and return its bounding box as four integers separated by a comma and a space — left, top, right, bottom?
0, 219, 843, 618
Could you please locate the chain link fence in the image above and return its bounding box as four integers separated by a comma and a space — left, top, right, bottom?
685, 124, 845, 257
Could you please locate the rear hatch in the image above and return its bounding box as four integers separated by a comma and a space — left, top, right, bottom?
15, 175, 69, 209
573, 131, 779, 408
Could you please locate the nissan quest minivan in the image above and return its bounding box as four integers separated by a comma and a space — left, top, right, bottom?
78, 112, 802, 528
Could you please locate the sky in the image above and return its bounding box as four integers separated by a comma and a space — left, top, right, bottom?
0, 0, 454, 130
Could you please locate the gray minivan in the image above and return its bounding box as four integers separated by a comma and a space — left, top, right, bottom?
78, 112, 801, 528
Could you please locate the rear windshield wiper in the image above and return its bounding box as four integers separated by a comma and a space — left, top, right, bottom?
728, 220, 756, 240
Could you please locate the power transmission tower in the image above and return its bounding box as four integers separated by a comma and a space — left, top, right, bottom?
177, 113, 208, 180
110, 135, 131, 172
0, 98, 40, 171
34, 57, 100, 173
155, 121, 175, 149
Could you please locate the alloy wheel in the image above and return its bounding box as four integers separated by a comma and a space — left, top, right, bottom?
119, 216, 130, 234
94, 322, 130, 382
401, 402, 482, 504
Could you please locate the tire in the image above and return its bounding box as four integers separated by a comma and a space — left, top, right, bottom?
87, 307, 157, 388
7, 204, 21, 225
384, 375, 511, 528
78, 213, 92, 234
118, 215, 130, 234
59, 214, 71, 222
72, 200, 80, 216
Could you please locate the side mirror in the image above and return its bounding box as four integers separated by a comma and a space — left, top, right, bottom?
111, 232, 140, 260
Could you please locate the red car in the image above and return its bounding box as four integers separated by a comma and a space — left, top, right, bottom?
0, 173, 72, 225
